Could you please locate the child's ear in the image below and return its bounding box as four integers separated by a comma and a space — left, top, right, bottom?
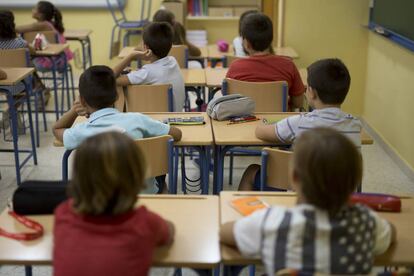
290, 167, 300, 192
307, 86, 318, 101
79, 96, 87, 107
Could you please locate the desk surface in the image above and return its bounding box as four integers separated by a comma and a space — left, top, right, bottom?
207, 44, 299, 59
53, 112, 213, 147
211, 112, 373, 145
33, 44, 68, 56
220, 191, 414, 266
0, 68, 34, 86
64, 29, 92, 40
205, 68, 228, 88
0, 195, 220, 268
181, 68, 206, 86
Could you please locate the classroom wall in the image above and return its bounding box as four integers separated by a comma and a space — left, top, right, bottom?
11, 0, 163, 71
282, 0, 370, 115
363, 32, 414, 171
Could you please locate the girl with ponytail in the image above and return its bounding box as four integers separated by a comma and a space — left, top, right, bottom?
16, 1, 73, 69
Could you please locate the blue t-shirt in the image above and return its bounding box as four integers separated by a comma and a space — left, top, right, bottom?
63, 108, 170, 150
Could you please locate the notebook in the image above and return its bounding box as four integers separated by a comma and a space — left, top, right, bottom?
231, 196, 269, 216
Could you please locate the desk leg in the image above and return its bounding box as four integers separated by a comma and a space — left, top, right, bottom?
6, 87, 21, 185
51, 58, 59, 120
25, 266, 32, 276
202, 146, 211, 194
213, 145, 220, 195
62, 149, 73, 181
24, 76, 37, 165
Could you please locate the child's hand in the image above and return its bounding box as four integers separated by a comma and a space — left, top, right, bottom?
73, 100, 89, 118
129, 49, 152, 61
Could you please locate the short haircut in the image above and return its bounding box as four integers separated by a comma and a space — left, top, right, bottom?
153, 9, 175, 26
238, 10, 258, 36
70, 132, 146, 215
78, 65, 117, 109
307, 58, 351, 104
0, 10, 16, 39
292, 128, 362, 215
241, 13, 273, 52
143, 22, 173, 58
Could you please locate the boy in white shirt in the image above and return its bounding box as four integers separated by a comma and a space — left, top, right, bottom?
113, 22, 185, 112
220, 128, 396, 275
239, 58, 362, 191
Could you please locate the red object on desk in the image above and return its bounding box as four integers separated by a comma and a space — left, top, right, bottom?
350, 193, 401, 212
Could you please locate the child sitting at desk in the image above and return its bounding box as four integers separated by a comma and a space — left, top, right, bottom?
240, 58, 361, 191
226, 13, 304, 110
15, 1, 73, 70
153, 9, 202, 57
220, 128, 395, 275
113, 22, 185, 112
54, 131, 175, 276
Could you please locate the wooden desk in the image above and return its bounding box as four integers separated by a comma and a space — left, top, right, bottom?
205, 68, 228, 88
119, 46, 209, 61
207, 44, 299, 60
212, 112, 373, 146
0, 68, 34, 86
181, 69, 206, 86
0, 195, 220, 268
64, 29, 92, 70
32, 44, 68, 56
64, 29, 92, 40
220, 191, 414, 267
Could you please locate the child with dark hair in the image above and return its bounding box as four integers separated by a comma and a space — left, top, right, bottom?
52, 65, 182, 150
221, 127, 395, 275
240, 58, 362, 191
153, 9, 201, 57
16, 1, 73, 69
233, 9, 258, 57
227, 13, 304, 110
113, 22, 185, 112
54, 131, 175, 276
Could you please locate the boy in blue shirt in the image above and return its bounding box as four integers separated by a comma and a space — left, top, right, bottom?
53, 65, 181, 149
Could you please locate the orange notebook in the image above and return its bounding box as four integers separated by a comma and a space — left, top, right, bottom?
231, 196, 269, 216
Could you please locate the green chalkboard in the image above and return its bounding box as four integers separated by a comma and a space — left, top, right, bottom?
371, 0, 414, 41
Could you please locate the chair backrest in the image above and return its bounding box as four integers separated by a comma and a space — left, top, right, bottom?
223, 78, 288, 112
23, 31, 58, 44
261, 147, 293, 190
135, 135, 173, 179
125, 84, 173, 112
169, 45, 188, 68
0, 48, 30, 67
225, 55, 245, 67
114, 85, 125, 112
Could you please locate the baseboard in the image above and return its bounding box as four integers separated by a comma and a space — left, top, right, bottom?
360, 117, 414, 182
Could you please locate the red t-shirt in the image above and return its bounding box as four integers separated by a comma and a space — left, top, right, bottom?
53, 200, 170, 276
226, 54, 305, 97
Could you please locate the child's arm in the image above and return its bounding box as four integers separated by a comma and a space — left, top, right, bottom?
220, 221, 237, 247
168, 126, 182, 141
255, 124, 281, 143
290, 94, 304, 110
112, 50, 152, 77
16, 22, 50, 34
52, 100, 88, 142
164, 220, 175, 246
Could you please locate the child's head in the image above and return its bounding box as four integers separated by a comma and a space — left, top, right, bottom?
33, 1, 64, 33
238, 10, 258, 36
143, 22, 173, 59
0, 10, 16, 39
153, 9, 175, 26
70, 131, 146, 215
292, 128, 362, 215
79, 65, 118, 110
306, 58, 351, 106
241, 13, 273, 53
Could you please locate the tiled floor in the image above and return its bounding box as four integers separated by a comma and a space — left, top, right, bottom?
0, 106, 413, 275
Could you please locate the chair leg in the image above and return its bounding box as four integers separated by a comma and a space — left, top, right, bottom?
109, 25, 117, 58
38, 88, 47, 132
33, 91, 40, 147
25, 266, 32, 276
229, 153, 234, 185
68, 65, 75, 102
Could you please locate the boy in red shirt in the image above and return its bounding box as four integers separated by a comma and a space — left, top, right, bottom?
226, 13, 305, 110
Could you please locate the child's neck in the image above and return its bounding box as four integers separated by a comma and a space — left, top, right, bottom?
313, 101, 341, 110
248, 49, 270, 56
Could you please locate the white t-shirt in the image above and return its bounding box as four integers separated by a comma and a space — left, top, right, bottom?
233, 36, 247, 57
275, 107, 362, 148
234, 204, 392, 275
127, 56, 185, 112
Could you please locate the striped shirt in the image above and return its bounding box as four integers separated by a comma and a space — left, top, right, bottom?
234, 204, 392, 275
275, 107, 362, 147
0, 37, 28, 49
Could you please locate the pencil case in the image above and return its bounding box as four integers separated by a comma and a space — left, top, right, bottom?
350, 193, 401, 212
207, 94, 255, 121
13, 180, 68, 215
